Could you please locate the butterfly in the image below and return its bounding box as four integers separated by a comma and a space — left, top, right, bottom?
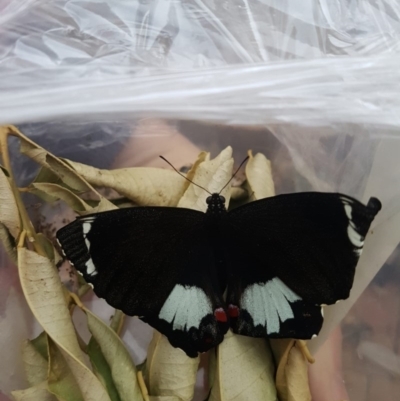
56, 185, 381, 357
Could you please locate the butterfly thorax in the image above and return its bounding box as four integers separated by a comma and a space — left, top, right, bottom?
205, 193, 227, 216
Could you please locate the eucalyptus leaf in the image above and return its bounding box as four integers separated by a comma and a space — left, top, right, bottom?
208, 331, 277, 401
11, 381, 57, 401
146, 331, 199, 401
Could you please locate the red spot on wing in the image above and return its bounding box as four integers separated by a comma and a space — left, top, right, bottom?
228, 304, 240, 318
214, 307, 227, 322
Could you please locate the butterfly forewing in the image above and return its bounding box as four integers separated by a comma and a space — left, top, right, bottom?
56, 206, 228, 357
223, 192, 381, 339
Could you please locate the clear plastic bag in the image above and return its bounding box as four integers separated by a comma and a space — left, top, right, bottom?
1, 1, 400, 400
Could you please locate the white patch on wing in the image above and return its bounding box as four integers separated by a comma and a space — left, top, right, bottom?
83, 221, 92, 235
81, 220, 97, 276
342, 199, 364, 255
241, 278, 301, 334
159, 285, 212, 331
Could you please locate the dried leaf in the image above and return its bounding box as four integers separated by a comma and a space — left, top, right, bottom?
87, 338, 121, 401
145, 331, 199, 401
245, 151, 275, 200
209, 330, 277, 401
47, 338, 84, 401
22, 339, 48, 386
12, 382, 57, 401
271, 340, 311, 401
178, 147, 234, 211
35, 233, 61, 265
0, 167, 20, 238
64, 160, 188, 206
18, 248, 85, 362
6, 125, 114, 210
83, 308, 143, 401
17, 248, 112, 401
0, 222, 17, 262
28, 183, 91, 212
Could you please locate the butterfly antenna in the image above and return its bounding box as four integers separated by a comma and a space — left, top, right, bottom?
159, 156, 212, 195
218, 156, 250, 195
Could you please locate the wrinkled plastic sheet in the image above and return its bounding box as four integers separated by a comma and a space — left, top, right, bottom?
1, 1, 400, 399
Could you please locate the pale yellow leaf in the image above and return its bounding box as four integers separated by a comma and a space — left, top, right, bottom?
209, 330, 277, 401
0, 222, 17, 262
29, 183, 92, 212
22, 340, 48, 386
18, 248, 112, 401
149, 397, 181, 401
83, 308, 143, 401
270, 340, 311, 401
0, 167, 20, 238
146, 331, 199, 401
47, 338, 84, 401
81, 197, 118, 214
17, 248, 85, 363
65, 160, 188, 207
12, 382, 57, 401
178, 146, 234, 211
245, 151, 275, 199
6, 125, 114, 210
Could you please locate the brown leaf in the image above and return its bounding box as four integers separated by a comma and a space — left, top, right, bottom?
209, 330, 277, 401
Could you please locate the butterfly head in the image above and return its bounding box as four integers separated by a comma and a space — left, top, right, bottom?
206, 193, 227, 215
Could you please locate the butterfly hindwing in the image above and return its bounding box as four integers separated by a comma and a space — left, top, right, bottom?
224, 192, 381, 339
56, 207, 228, 357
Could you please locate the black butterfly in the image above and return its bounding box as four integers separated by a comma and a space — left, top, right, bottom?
57, 190, 381, 357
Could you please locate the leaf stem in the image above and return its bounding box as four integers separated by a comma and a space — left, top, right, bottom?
137, 371, 150, 401
110, 309, 125, 335
297, 340, 315, 364
0, 127, 46, 256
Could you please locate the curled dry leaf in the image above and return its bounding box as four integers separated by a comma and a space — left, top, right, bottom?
82, 307, 143, 401
47, 338, 84, 401
0, 222, 17, 262
28, 183, 92, 213
64, 160, 188, 207
22, 339, 48, 386
17, 248, 112, 401
271, 340, 312, 401
145, 331, 199, 401
178, 146, 234, 211
6, 125, 114, 210
245, 151, 275, 200
87, 338, 121, 401
0, 167, 20, 238
11, 381, 57, 401
208, 330, 277, 401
